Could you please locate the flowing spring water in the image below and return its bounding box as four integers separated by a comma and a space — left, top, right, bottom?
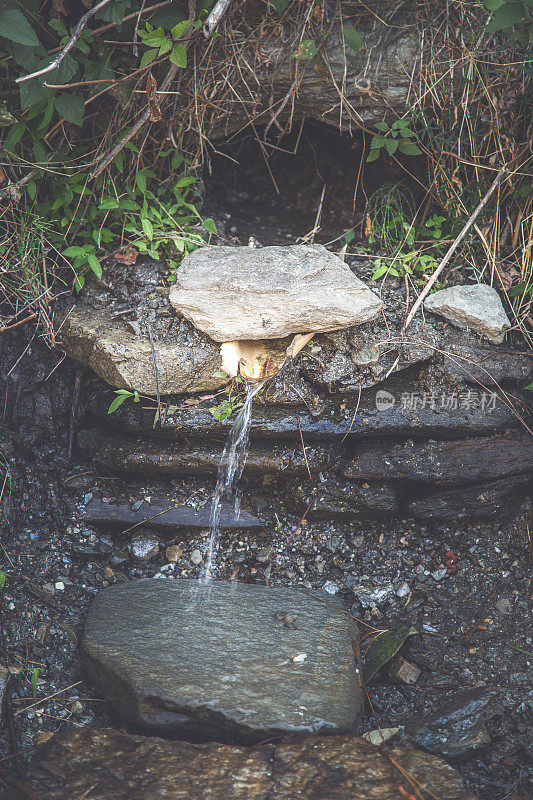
202, 379, 267, 580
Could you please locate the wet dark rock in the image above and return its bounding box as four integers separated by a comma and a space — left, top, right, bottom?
4, 727, 474, 800
94, 385, 516, 443
294, 480, 398, 519
81, 495, 262, 535
440, 332, 533, 385
407, 475, 531, 520
344, 435, 533, 485
78, 429, 331, 478
409, 688, 496, 758
81, 578, 361, 741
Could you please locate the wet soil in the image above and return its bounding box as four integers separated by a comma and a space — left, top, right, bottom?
0, 325, 531, 800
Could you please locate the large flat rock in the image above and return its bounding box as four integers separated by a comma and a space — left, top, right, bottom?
3, 727, 474, 800
169, 244, 383, 341
81, 578, 361, 742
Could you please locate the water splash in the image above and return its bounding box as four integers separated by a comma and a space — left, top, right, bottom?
202, 379, 266, 581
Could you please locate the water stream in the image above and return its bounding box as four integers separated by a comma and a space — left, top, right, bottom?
202, 379, 267, 580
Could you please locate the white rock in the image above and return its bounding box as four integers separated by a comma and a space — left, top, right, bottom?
190, 549, 203, 565
424, 284, 510, 344
169, 244, 383, 342
363, 727, 401, 745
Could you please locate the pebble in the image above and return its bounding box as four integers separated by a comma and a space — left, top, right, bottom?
166, 545, 183, 563
396, 581, 411, 598
54, 581, 65, 591
323, 581, 339, 595
191, 549, 203, 565
129, 533, 159, 562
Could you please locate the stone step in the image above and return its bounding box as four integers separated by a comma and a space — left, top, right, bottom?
9, 726, 475, 800
406, 475, 531, 521
344, 434, 533, 485
292, 480, 398, 519
91, 384, 516, 443
78, 429, 331, 478
81, 495, 262, 535
81, 578, 361, 742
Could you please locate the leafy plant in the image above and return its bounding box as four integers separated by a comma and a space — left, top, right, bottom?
367, 118, 422, 162
422, 214, 446, 240
483, 0, 533, 55
209, 377, 244, 422
0, 566, 6, 591
372, 251, 440, 284
108, 389, 143, 414
365, 182, 415, 253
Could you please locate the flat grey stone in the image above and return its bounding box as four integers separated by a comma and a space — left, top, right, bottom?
424, 284, 511, 344
81, 578, 361, 742
169, 244, 383, 341
81, 496, 262, 535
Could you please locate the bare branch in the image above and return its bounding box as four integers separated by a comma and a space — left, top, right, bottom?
203, 0, 232, 37
16, 0, 113, 85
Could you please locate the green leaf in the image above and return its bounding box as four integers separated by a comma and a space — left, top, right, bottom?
0, 9, 39, 46
140, 49, 158, 69
158, 38, 173, 56
366, 148, 380, 162
171, 19, 192, 39
74, 274, 85, 292
385, 139, 398, 155
99, 197, 120, 210
108, 393, 130, 413
370, 134, 387, 149
4, 121, 25, 150
19, 78, 50, 110
374, 122, 389, 132
62, 245, 86, 257
136, 172, 147, 193
294, 39, 317, 60
87, 253, 102, 278
175, 175, 196, 188
54, 93, 85, 126
26, 180, 37, 200
486, 1, 525, 32
169, 43, 187, 67
142, 217, 153, 239
141, 28, 165, 46
398, 142, 422, 156
524, 382, 533, 390
343, 28, 364, 52
202, 217, 217, 233
363, 626, 418, 682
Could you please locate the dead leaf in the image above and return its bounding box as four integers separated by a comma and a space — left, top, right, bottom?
113, 245, 139, 265
146, 73, 162, 123
364, 214, 372, 238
